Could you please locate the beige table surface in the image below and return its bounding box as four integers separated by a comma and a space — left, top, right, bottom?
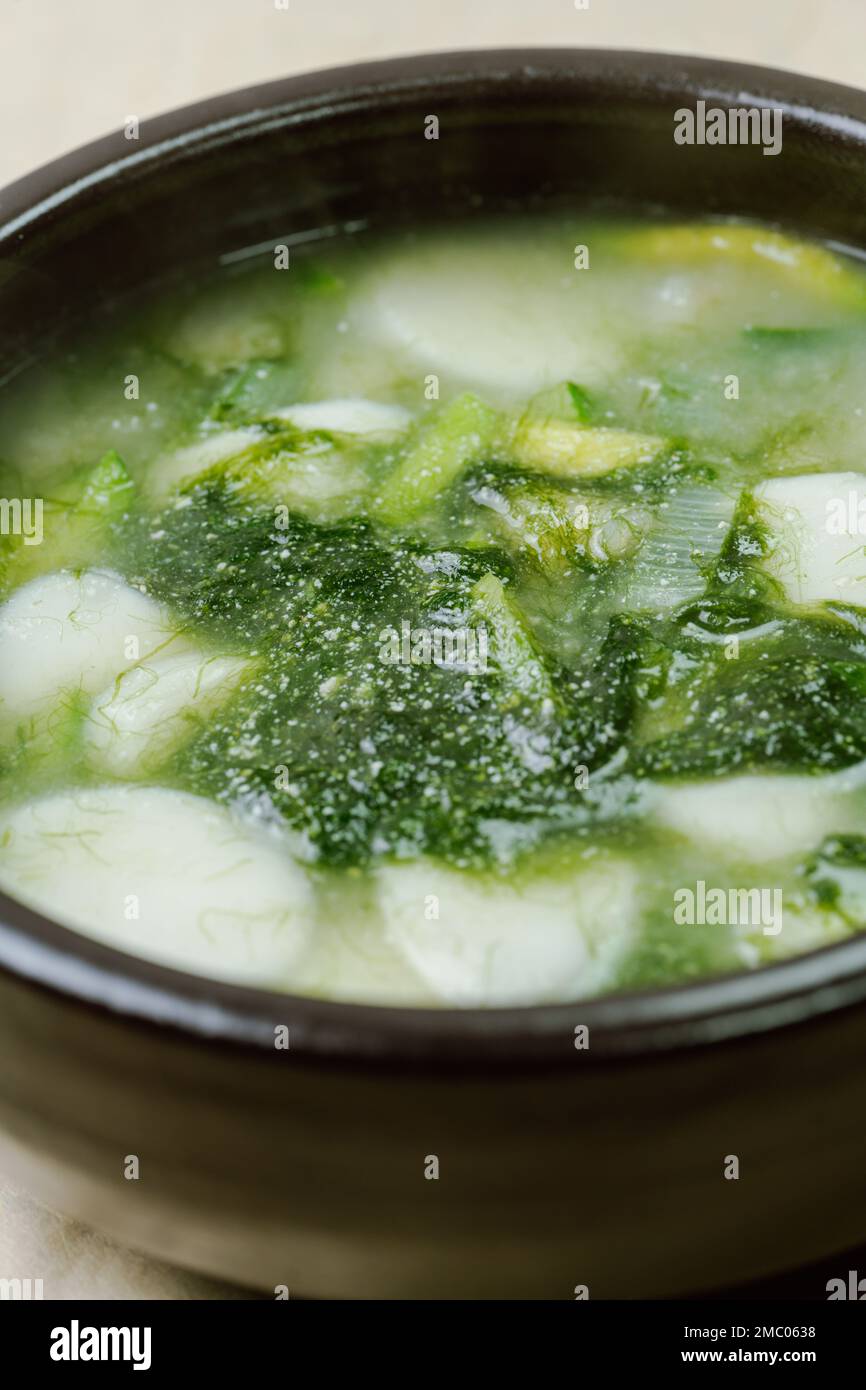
1, 0, 864, 1300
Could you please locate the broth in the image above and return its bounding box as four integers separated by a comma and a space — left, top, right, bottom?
2, 214, 866, 1005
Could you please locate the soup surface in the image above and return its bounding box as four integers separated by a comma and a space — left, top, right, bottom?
2, 215, 866, 1005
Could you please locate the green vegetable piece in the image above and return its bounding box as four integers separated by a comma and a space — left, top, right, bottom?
470, 570, 555, 711
75, 450, 135, 518
0, 451, 134, 591
742, 326, 839, 351
611, 223, 866, 310
472, 480, 588, 572
805, 835, 866, 925
377, 393, 500, 523
183, 425, 303, 486
183, 424, 372, 519
571, 614, 658, 769
472, 478, 644, 574
635, 654, 866, 778
210, 358, 301, 423
523, 381, 595, 425
511, 417, 664, 480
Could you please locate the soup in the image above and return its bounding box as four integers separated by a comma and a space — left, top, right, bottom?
2, 215, 866, 1005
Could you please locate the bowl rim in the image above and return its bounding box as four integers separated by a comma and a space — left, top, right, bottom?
3, 46, 866, 1069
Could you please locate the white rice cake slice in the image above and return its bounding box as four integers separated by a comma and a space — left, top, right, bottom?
755, 471, 866, 608
87, 651, 250, 777
274, 398, 411, 434
377, 855, 638, 1006
0, 569, 187, 722
350, 236, 621, 399
0, 786, 313, 986
648, 768, 865, 863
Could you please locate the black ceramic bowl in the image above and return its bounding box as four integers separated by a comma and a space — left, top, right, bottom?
2, 49, 866, 1300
